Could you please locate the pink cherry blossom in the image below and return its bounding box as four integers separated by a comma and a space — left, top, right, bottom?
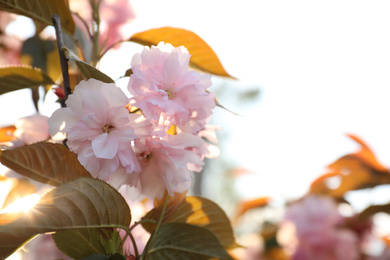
11, 114, 50, 147
48, 79, 151, 180
187, 124, 220, 172
99, 0, 135, 51
69, 0, 135, 53
0, 11, 21, 65
110, 133, 204, 201
279, 195, 360, 260
127, 42, 215, 134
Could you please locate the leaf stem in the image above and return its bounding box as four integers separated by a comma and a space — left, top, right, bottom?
118, 226, 139, 259
52, 14, 71, 105
129, 219, 156, 232
139, 194, 169, 260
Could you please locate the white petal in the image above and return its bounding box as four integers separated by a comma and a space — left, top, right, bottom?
48, 108, 78, 137
92, 133, 119, 159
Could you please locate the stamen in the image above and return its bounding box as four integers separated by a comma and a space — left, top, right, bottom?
102, 124, 115, 133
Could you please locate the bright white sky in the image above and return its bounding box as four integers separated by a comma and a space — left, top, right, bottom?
2, 0, 390, 211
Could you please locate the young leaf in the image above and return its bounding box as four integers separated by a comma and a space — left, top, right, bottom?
0, 66, 54, 95
144, 223, 233, 260
0, 142, 91, 186
0, 178, 131, 235
142, 196, 237, 249
129, 27, 234, 78
63, 47, 115, 83
0, 0, 75, 35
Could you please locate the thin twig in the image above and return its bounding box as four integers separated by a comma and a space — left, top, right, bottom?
52, 14, 71, 105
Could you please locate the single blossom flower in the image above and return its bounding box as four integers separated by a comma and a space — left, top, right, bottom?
127, 42, 215, 134
48, 79, 151, 180
110, 133, 204, 201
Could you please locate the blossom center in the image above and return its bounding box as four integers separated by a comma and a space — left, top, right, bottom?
102, 124, 115, 133
140, 151, 152, 160
165, 89, 174, 99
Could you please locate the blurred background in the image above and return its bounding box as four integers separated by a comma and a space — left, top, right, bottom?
1, 0, 390, 241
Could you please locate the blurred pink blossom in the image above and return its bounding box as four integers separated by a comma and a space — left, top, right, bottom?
128, 42, 215, 134
279, 195, 360, 260
0, 11, 21, 65
69, 0, 135, 53
12, 114, 50, 147
99, 0, 135, 50
20, 234, 70, 260
48, 79, 151, 180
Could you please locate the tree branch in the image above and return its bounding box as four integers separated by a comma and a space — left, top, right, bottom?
52, 14, 71, 106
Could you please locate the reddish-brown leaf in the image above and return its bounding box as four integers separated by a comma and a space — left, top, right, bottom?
0, 142, 91, 186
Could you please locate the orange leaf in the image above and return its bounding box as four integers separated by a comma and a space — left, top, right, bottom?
235, 197, 271, 221
309, 172, 340, 195
309, 134, 390, 198
129, 27, 234, 78
0, 126, 16, 142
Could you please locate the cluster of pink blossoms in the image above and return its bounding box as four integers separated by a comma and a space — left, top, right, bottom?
49, 42, 218, 201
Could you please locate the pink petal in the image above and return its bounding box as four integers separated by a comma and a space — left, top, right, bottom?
92, 133, 119, 159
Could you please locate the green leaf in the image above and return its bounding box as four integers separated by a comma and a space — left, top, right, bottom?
129, 27, 234, 78
0, 0, 75, 35
0, 233, 34, 260
0, 142, 92, 187
0, 178, 131, 234
142, 196, 237, 249
144, 223, 233, 260
53, 228, 123, 259
80, 253, 126, 260
0, 66, 54, 95
63, 47, 115, 83
81, 254, 110, 260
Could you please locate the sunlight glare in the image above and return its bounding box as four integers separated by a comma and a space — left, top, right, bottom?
0, 194, 40, 214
